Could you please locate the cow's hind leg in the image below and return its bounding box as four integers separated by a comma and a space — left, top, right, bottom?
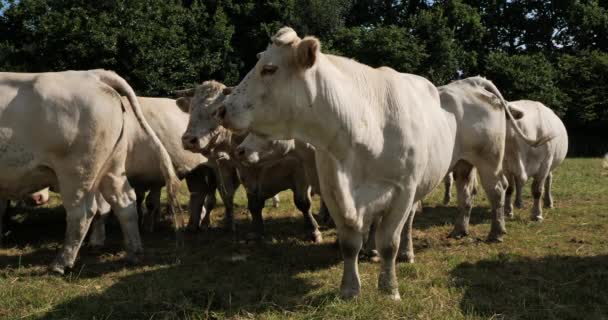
50, 190, 97, 274
294, 187, 322, 243
186, 166, 216, 231
143, 187, 161, 233
531, 160, 552, 221
89, 193, 112, 248
443, 172, 453, 205
99, 172, 143, 264
399, 201, 418, 263
135, 189, 146, 229
477, 165, 508, 242
449, 161, 476, 239
514, 176, 525, 209
543, 172, 554, 209
504, 173, 515, 218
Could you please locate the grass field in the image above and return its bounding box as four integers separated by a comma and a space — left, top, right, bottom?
1, 158, 607, 319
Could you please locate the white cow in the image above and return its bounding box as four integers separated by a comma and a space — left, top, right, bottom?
436, 77, 551, 242
215, 27, 455, 300
87, 97, 218, 247
503, 100, 568, 221
0, 70, 180, 274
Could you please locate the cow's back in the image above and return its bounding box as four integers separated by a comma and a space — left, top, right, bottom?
122, 97, 209, 187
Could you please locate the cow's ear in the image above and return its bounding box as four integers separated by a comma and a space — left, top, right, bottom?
508, 105, 525, 120
296, 36, 320, 69
176, 97, 191, 113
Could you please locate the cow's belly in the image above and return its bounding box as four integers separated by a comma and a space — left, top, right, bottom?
0, 137, 56, 197
0, 160, 55, 199
126, 174, 164, 191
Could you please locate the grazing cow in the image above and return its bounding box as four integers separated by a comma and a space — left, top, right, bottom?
87, 97, 219, 247
177, 82, 323, 242
436, 77, 551, 242
215, 27, 455, 300
0, 70, 180, 274
503, 100, 568, 221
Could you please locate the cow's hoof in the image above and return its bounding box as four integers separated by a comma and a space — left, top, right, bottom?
399, 252, 415, 264
340, 288, 360, 300
384, 291, 402, 301
443, 198, 451, 206
531, 215, 544, 222
515, 201, 523, 209
49, 263, 65, 275
88, 244, 104, 254
544, 204, 554, 209
312, 231, 323, 244
486, 234, 504, 243
125, 253, 144, 265
245, 232, 264, 243
448, 229, 469, 239
186, 224, 199, 233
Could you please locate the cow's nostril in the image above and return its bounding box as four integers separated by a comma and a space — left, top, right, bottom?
188, 137, 198, 145
236, 148, 245, 158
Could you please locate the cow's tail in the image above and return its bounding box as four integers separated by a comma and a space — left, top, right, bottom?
93, 69, 183, 229
475, 77, 553, 147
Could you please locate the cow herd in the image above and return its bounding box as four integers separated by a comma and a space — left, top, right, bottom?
0, 27, 568, 300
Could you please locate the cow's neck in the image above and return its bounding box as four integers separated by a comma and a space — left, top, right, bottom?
290, 55, 384, 162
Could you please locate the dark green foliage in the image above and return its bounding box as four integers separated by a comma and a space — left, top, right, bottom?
484, 52, 564, 115
0, 0, 607, 154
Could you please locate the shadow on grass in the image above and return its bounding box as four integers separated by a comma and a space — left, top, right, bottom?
3, 203, 344, 318
31, 221, 342, 319
451, 254, 608, 319
415, 204, 492, 231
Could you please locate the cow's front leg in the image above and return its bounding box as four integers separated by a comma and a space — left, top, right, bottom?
246, 194, 265, 240
217, 164, 238, 232
338, 225, 363, 299
294, 186, 322, 243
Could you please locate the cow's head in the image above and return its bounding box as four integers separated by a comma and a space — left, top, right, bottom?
176, 81, 228, 155
234, 133, 295, 165
217, 27, 321, 139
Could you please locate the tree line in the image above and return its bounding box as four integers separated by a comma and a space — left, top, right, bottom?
1, 0, 606, 155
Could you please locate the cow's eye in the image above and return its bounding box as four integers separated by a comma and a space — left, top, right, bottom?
261, 64, 278, 76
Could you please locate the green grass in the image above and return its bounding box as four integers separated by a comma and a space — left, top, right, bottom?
1, 158, 607, 319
